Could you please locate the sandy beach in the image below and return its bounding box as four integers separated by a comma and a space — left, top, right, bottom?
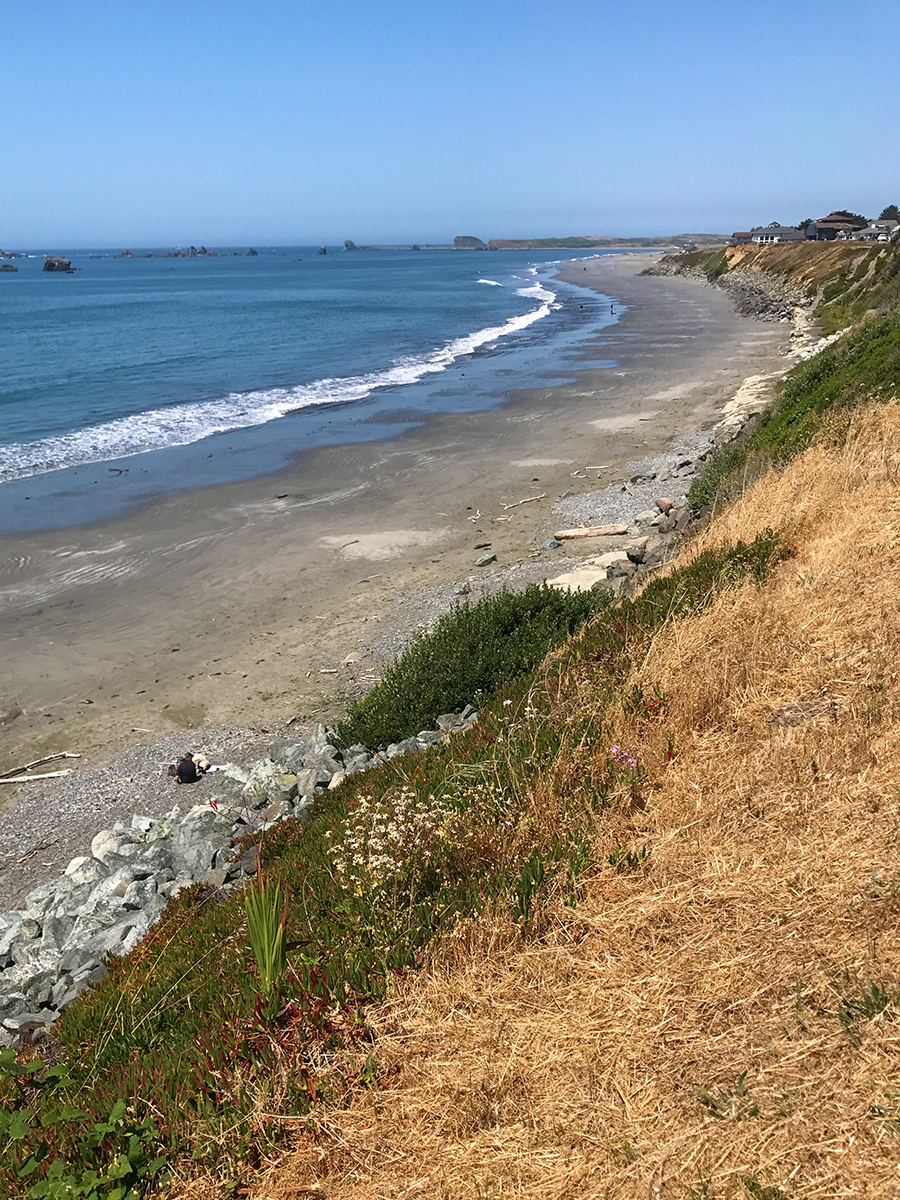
0, 252, 793, 881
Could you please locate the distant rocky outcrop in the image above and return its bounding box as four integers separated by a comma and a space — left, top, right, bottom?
116, 250, 135, 258
0, 263, 17, 273
454, 236, 488, 251
165, 246, 217, 258
43, 257, 73, 272
247, 247, 258, 256
344, 240, 359, 251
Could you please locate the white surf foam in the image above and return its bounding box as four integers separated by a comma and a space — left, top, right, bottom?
477, 278, 503, 286
0, 279, 561, 483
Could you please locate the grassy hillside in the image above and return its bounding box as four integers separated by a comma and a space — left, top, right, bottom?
265, 403, 900, 1199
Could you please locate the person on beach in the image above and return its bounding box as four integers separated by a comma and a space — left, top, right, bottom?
174, 752, 204, 784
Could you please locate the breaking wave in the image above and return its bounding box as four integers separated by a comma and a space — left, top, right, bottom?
0, 280, 561, 482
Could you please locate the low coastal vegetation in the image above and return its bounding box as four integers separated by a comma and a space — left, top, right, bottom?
5, 238, 900, 1197
336, 584, 608, 750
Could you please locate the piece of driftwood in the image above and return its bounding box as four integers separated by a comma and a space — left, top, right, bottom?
502, 493, 546, 510
554, 524, 629, 540
0, 769, 74, 784
0, 751, 81, 780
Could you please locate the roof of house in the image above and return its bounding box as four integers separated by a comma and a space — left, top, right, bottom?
816, 213, 859, 226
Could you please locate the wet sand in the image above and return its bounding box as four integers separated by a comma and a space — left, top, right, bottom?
0, 253, 792, 801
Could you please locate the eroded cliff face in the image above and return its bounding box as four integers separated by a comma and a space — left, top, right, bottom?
645, 240, 886, 323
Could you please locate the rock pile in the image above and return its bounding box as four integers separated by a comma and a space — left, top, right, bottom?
0, 714, 478, 1045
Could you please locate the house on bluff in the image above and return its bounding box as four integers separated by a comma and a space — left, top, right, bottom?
808, 213, 863, 241
749, 223, 805, 245
852, 220, 899, 242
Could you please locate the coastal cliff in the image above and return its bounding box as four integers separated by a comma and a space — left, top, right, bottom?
4, 240, 900, 1197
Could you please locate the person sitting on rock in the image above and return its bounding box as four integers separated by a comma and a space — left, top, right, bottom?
174, 752, 203, 784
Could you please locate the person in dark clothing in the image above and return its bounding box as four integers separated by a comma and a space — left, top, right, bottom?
175, 753, 201, 784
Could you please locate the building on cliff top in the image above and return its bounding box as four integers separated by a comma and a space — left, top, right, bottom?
750, 223, 805, 245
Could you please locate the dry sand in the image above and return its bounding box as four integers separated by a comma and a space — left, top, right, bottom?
0, 253, 792, 861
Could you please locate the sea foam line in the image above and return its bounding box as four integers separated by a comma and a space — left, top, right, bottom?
0, 281, 560, 483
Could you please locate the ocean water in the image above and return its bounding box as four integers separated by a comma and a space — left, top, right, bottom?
0, 246, 622, 532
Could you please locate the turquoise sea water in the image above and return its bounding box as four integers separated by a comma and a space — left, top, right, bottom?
0, 246, 621, 532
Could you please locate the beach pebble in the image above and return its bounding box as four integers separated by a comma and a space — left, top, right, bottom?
541, 538, 562, 549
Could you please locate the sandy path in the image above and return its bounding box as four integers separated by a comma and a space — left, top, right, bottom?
0, 254, 790, 818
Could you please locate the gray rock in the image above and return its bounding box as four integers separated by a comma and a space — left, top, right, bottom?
342, 752, 374, 774
2, 1009, 60, 1034
242, 758, 298, 804
476, 553, 497, 567
64, 857, 111, 888
0, 993, 29, 1023
416, 730, 444, 748
122, 878, 159, 909
15, 917, 41, 941
58, 943, 103, 977
0, 919, 23, 966
51, 974, 76, 1008
144, 818, 174, 844
293, 765, 331, 796
71, 896, 127, 941
386, 738, 419, 758
72, 964, 107, 988
634, 509, 658, 525
200, 867, 228, 889
40, 913, 74, 955
541, 538, 562, 549
24, 969, 56, 1006
81, 866, 137, 905
436, 713, 465, 732
0, 697, 22, 725
240, 849, 259, 875
642, 536, 668, 566
170, 832, 223, 878
607, 559, 637, 580
90, 829, 124, 864
220, 762, 250, 784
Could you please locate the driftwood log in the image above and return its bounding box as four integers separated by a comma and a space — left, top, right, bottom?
0, 752, 81, 781
554, 524, 629, 540
0, 769, 74, 784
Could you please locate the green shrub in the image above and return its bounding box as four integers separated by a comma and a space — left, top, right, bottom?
336, 584, 611, 749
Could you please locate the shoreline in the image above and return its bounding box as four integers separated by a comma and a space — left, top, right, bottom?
0, 252, 794, 897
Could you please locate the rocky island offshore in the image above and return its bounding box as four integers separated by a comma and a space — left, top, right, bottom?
3, 233, 900, 1196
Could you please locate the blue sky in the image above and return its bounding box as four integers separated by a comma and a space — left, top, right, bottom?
3, 0, 898, 247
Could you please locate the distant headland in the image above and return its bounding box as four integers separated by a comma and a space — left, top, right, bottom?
341, 233, 728, 252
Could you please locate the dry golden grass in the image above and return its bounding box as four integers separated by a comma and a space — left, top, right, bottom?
243, 404, 900, 1200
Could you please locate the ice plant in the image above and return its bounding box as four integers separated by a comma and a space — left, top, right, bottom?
243, 868, 289, 997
